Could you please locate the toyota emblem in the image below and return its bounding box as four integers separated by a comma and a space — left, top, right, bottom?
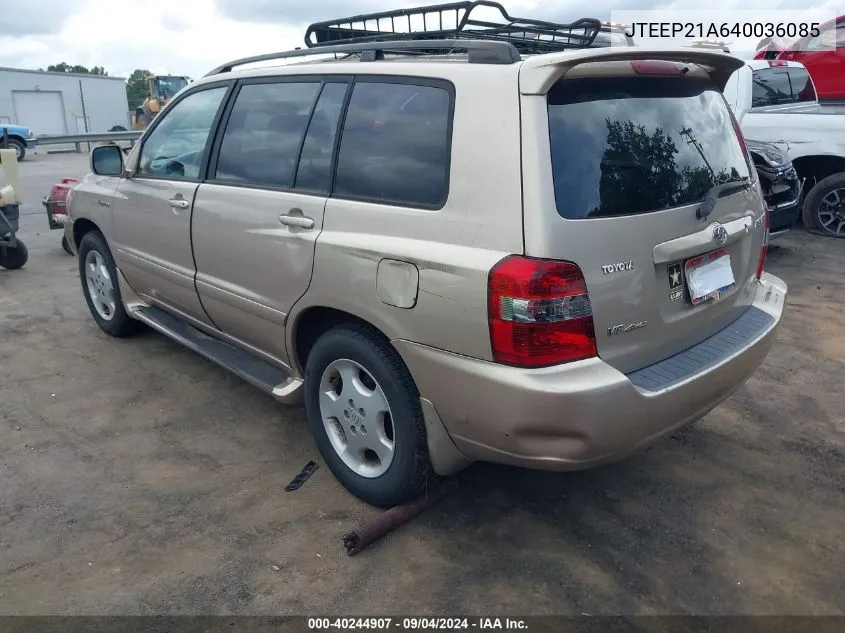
713, 225, 728, 246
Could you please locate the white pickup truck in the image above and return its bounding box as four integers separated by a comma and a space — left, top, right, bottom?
723, 60, 845, 238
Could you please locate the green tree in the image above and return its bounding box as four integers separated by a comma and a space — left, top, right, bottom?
126, 69, 153, 109
46, 62, 108, 75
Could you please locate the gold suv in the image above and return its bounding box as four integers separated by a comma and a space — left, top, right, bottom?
65, 2, 787, 507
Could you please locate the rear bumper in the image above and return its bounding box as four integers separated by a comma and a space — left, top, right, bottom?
395, 273, 786, 471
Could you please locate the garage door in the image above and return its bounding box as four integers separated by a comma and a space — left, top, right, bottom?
12, 91, 66, 135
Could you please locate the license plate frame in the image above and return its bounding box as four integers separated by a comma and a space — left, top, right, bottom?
684, 248, 736, 306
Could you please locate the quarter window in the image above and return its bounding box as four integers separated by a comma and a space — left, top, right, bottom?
138, 86, 228, 180
214, 82, 322, 188
334, 81, 452, 207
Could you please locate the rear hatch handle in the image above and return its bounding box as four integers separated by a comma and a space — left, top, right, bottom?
654, 214, 754, 264
697, 179, 751, 220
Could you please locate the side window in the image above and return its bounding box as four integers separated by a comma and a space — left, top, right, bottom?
786, 68, 816, 102
805, 23, 837, 51
214, 82, 321, 188
138, 87, 227, 180
751, 69, 792, 107
334, 81, 452, 207
294, 82, 348, 193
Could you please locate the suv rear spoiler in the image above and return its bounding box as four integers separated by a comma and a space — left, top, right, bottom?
519, 47, 745, 94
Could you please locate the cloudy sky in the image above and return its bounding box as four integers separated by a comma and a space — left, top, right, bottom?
0, 0, 840, 79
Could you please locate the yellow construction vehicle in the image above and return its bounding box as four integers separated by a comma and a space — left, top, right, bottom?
132, 75, 191, 130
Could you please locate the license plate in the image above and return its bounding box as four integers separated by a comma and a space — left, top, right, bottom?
684, 248, 735, 305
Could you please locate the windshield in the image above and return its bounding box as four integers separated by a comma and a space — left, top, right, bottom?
548, 76, 751, 219
155, 77, 188, 100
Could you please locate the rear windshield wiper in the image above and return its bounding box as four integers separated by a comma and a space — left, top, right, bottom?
697, 178, 751, 220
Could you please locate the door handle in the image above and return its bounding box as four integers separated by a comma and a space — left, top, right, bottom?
168, 198, 190, 209
278, 210, 314, 229
97, 200, 111, 208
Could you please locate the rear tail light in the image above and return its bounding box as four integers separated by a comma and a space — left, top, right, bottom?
47, 178, 80, 216
488, 256, 597, 368
756, 207, 770, 280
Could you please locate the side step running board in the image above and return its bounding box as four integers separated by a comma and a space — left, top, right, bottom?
132, 306, 303, 405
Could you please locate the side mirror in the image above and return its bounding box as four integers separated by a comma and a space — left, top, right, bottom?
91, 144, 124, 176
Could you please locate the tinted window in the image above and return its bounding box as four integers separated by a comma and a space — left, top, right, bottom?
751, 69, 793, 107
334, 81, 451, 207
805, 22, 844, 50
294, 82, 347, 193
214, 82, 321, 188
138, 87, 227, 180
548, 76, 750, 220
787, 68, 816, 102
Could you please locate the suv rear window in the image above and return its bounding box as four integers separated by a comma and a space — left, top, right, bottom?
548, 76, 751, 220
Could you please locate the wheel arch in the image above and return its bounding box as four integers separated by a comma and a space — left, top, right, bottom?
287, 304, 472, 477
289, 305, 386, 378
72, 217, 102, 248
792, 154, 845, 195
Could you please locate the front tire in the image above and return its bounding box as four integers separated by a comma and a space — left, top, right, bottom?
802, 172, 845, 238
78, 231, 141, 337
304, 323, 437, 508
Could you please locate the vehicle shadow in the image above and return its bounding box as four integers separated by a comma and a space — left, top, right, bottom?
418, 405, 845, 615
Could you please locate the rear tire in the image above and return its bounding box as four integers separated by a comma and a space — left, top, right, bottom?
0, 241, 28, 269
802, 172, 845, 238
304, 323, 437, 508
78, 231, 141, 337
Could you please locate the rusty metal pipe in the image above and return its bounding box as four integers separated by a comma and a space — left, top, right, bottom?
342, 482, 455, 556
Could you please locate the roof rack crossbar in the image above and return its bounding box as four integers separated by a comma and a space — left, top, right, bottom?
204, 38, 521, 76
303, 1, 601, 54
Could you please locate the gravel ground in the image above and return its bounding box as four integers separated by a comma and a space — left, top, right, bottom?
1, 153, 843, 616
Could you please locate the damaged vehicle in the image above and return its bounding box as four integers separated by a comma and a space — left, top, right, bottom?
746, 140, 803, 236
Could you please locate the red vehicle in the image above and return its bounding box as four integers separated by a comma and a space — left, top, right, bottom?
754, 16, 845, 102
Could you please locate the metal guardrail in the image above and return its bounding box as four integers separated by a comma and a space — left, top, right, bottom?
36, 131, 143, 146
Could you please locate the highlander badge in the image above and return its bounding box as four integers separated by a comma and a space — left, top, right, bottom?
608, 321, 648, 336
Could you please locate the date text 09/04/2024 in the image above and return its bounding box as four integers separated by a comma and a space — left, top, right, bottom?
624, 22, 820, 39
308, 618, 528, 630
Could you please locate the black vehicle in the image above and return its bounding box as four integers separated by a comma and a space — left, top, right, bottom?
746, 139, 803, 236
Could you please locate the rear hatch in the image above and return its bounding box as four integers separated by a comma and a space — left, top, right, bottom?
520, 53, 768, 374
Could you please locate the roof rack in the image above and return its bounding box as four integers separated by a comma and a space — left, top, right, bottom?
204, 2, 603, 76
304, 1, 602, 55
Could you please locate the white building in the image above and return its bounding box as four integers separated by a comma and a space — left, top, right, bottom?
0, 66, 129, 136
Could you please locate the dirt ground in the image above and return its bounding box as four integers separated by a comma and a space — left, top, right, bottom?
1, 153, 843, 616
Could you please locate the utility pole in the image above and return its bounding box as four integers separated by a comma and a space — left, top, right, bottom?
680, 126, 715, 178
